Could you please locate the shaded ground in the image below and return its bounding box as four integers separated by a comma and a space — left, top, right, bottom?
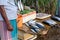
35, 24, 60, 40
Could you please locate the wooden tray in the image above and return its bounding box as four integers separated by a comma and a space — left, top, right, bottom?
18, 23, 48, 35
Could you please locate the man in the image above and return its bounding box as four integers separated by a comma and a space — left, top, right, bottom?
0, 0, 18, 40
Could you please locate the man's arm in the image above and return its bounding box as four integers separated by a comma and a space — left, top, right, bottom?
0, 5, 13, 31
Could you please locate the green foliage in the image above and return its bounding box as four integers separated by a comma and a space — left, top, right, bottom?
38, 0, 50, 12
50, 0, 58, 15
22, 0, 58, 15
20, 9, 34, 15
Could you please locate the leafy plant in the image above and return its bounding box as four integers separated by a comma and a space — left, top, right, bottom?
22, 0, 58, 15
20, 9, 34, 15
50, 0, 58, 15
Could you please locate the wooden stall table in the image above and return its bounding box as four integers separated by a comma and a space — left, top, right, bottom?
18, 18, 50, 40
18, 16, 60, 40
18, 24, 37, 40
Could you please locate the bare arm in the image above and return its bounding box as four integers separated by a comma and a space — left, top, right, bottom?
0, 5, 13, 31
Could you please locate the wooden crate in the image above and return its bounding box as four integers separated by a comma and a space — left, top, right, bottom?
22, 11, 36, 23
18, 30, 37, 40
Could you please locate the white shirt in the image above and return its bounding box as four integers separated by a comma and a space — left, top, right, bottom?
0, 0, 18, 20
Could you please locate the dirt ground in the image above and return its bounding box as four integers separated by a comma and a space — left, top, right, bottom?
1, 25, 60, 40
35, 24, 60, 40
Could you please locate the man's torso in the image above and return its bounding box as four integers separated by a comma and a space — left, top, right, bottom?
0, 0, 18, 21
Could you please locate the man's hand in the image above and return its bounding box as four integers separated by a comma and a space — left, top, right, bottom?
7, 24, 13, 31
0, 6, 13, 31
